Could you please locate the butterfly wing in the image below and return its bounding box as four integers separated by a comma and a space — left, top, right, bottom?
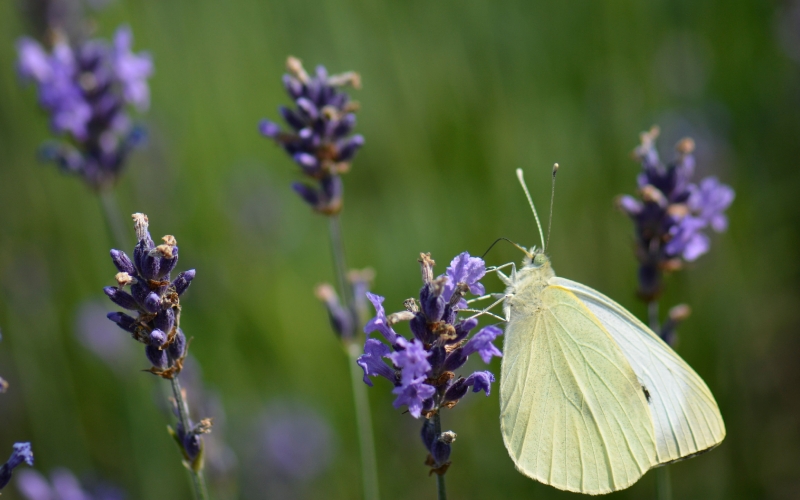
551, 277, 726, 464
500, 285, 657, 494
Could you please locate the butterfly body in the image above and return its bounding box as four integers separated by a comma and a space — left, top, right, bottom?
498, 251, 725, 495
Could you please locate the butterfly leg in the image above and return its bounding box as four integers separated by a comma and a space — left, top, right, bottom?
459, 308, 507, 322
464, 294, 512, 322
494, 262, 517, 287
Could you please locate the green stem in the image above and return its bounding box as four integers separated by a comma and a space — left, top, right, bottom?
348, 343, 381, 500
433, 413, 447, 500
328, 215, 380, 500
328, 215, 352, 307
98, 189, 129, 249
171, 376, 210, 500
647, 301, 672, 500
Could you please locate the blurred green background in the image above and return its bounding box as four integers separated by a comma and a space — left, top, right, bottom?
1, 0, 799, 498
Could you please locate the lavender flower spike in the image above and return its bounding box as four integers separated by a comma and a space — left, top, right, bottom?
259, 56, 363, 214
103, 213, 212, 488
104, 213, 193, 377
359, 251, 502, 475
16, 26, 152, 190
0, 443, 34, 490
617, 126, 734, 301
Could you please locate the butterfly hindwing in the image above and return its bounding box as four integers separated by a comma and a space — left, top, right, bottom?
551, 277, 726, 464
500, 285, 657, 495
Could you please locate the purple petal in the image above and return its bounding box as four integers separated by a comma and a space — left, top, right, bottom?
462, 325, 503, 363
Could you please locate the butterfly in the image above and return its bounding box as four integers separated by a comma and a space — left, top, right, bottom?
495, 168, 725, 495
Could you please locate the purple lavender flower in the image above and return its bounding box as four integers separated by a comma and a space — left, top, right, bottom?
0, 443, 34, 491
104, 213, 193, 377
358, 251, 502, 474
16, 468, 125, 500
259, 56, 363, 214
617, 126, 734, 301
16, 25, 152, 190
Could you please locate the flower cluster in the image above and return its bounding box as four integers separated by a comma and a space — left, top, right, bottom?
16, 468, 125, 500
617, 126, 734, 301
259, 56, 364, 214
16, 25, 152, 190
104, 213, 194, 378
358, 252, 502, 473
0, 443, 34, 491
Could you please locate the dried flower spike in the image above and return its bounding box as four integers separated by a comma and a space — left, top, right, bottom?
16, 25, 152, 190
259, 56, 364, 214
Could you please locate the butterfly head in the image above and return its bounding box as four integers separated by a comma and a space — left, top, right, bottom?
522, 246, 551, 269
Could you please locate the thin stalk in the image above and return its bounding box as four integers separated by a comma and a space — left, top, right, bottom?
433, 413, 447, 500
171, 375, 210, 500
98, 189, 129, 249
348, 342, 380, 500
647, 300, 672, 500
328, 214, 352, 307
328, 214, 380, 500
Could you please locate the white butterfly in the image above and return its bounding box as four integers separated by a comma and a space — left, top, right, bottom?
493, 168, 725, 495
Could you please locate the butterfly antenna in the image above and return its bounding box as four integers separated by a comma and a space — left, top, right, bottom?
545, 163, 559, 251
516, 168, 545, 251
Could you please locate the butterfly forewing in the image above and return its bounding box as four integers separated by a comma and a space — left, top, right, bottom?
551, 277, 726, 464
501, 285, 658, 495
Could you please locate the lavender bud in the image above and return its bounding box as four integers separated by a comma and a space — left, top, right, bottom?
183, 433, 202, 461
143, 292, 161, 313
293, 152, 319, 174
154, 307, 175, 335
291, 182, 320, 208
427, 345, 446, 374
107, 311, 137, 334
409, 313, 432, 344
145, 345, 168, 369
420, 418, 436, 453
279, 106, 305, 130
443, 377, 468, 403
443, 348, 468, 372
336, 134, 364, 162
431, 440, 451, 466
259, 119, 281, 138
141, 253, 160, 280
149, 329, 167, 347
314, 284, 355, 339
0, 442, 34, 490
173, 270, 196, 296
103, 287, 139, 310
110, 249, 135, 275
168, 329, 186, 359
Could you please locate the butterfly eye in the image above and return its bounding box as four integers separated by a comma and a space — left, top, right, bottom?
533, 254, 547, 267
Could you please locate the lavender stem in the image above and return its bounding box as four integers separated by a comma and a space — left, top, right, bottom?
98, 190, 129, 249
433, 412, 447, 500
170, 376, 209, 500
328, 215, 380, 500
648, 300, 672, 500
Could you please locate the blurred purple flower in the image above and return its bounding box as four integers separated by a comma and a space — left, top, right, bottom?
259, 56, 363, 214
358, 251, 501, 472
75, 300, 134, 371
243, 402, 334, 499
16, 25, 152, 190
618, 126, 734, 301
0, 443, 34, 491
16, 468, 124, 500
